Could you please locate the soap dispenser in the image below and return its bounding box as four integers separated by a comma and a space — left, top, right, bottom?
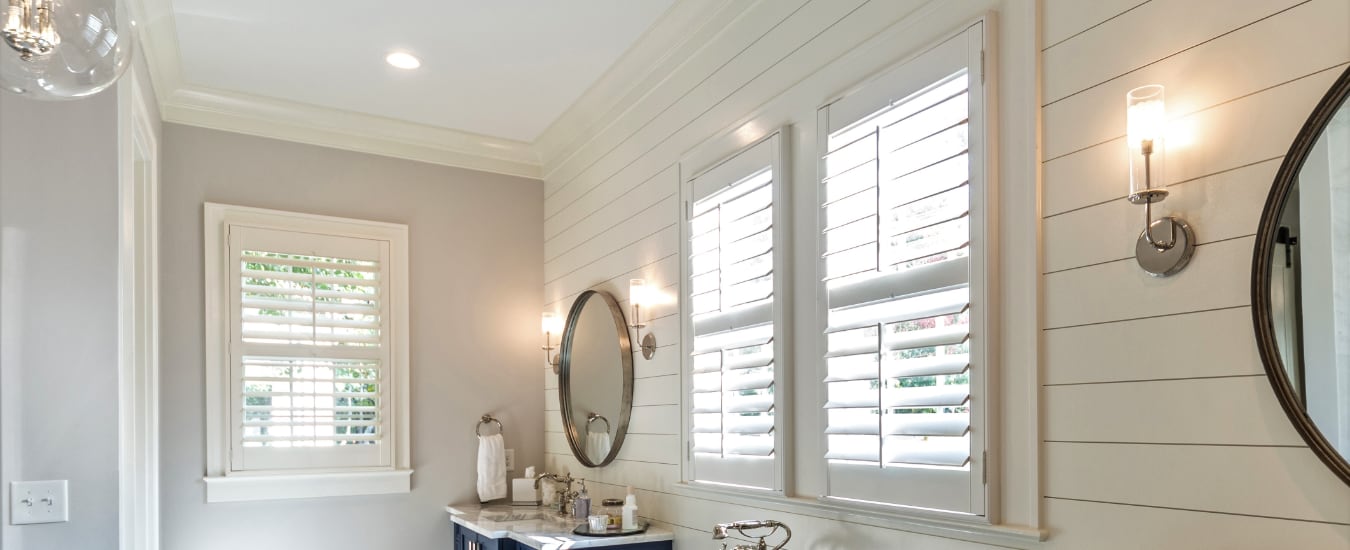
574, 481, 591, 519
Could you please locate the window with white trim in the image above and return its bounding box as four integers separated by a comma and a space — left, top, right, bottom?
204, 204, 411, 501
681, 132, 787, 491
816, 24, 988, 515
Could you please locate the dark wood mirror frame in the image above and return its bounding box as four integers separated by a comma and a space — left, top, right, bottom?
1251, 64, 1350, 486
558, 289, 634, 468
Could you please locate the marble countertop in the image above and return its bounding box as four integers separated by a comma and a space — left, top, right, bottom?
445, 503, 674, 550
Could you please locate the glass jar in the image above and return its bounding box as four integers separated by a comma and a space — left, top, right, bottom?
601, 498, 624, 529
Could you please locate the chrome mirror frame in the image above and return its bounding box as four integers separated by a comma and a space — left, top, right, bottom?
557, 289, 634, 468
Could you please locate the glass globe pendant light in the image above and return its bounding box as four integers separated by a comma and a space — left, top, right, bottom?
1, 0, 135, 100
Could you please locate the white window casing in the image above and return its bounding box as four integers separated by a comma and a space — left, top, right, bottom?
203, 203, 411, 502
681, 131, 790, 492
816, 22, 989, 516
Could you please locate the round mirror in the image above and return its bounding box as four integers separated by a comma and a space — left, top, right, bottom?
1253, 65, 1350, 485
558, 290, 633, 467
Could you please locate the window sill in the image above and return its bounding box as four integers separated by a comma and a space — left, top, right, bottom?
204, 469, 412, 503
670, 483, 1046, 548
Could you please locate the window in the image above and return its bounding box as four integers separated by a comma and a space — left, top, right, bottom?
203, 204, 411, 502
816, 24, 988, 515
681, 132, 787, 491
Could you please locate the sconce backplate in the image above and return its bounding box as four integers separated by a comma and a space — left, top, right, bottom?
640, 333, 657, 360
1135, 216, 1195, 277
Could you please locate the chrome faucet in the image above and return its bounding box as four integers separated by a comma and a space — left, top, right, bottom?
712, 520, 792, 550
532, 472, 576, 515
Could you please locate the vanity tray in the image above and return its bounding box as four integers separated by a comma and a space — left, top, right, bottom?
572, 522, 650, 537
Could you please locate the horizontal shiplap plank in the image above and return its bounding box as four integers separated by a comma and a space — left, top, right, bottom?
1044, 307, 1264, 385
545, 255, 680, 313
1042, 0, 1145, 48
634, 374, 680, 407
1044, 237, 1252, 329
544, 452, 681, 493
1042, 497, 1350, 550
544, 225, 679, 300
1044, 376, 1305, 446
1043, 64, 1343, 216
1043, 0, 1348, 160
1044, 442, 1350, 524
1043, 158, 1276, 272
614, 433, 681, 464
545, 167, 676, 256
545, 195, 677, 282
1043, 0, 1304, 104
629, 404, 681, 435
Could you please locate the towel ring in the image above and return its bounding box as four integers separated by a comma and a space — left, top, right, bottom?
476, 414, 504, 437
586, 412, 611, 433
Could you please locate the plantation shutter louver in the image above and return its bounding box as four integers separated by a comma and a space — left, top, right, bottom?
685, 133, 784, 490
818, 25, 985, 514
229, 226, 392, 472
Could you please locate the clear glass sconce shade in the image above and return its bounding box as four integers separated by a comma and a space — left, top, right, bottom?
0, 0, 135, 100
628, 279, 648, 306
541, 312, 562, 335
1126, 85, 1166, 201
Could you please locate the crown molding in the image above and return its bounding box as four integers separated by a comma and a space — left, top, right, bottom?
128, 0, 540, 179
161, 86, 542, 179
531, 0, 756, 175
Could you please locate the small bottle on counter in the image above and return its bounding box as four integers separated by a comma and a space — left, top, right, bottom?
621, 486, 639, 530
574, 481, 591, 519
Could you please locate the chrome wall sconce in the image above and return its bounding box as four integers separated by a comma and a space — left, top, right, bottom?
541, 311, 562, 374
628, 279, 657, 359
1126, 84, 1195, 277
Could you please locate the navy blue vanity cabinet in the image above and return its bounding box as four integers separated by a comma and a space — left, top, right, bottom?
454, 524, 517, 550
453, 523, 670, 550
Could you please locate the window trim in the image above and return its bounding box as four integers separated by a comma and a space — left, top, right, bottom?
813, 20, 992, 516
202, 203, 412, 502
679, 128, 792, 494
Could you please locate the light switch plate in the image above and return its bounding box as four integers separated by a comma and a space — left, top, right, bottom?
10, 480, 69, 525
505, 449, 515, 471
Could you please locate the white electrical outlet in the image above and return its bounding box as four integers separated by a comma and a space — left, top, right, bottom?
10, 480, 68, 525
504, 449, 515, 471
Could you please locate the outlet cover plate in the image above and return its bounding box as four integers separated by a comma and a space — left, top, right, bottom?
10, 480, 69, 525
505, 449, 515, 471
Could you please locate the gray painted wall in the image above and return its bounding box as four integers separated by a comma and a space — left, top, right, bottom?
158, 124, 544, 550
0, 90, 122, 549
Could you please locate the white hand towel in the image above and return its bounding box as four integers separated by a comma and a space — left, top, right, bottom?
586, 431, 612, 461
477, 433, 507, 502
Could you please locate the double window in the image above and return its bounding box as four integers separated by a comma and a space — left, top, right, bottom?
680, 23, 988, 515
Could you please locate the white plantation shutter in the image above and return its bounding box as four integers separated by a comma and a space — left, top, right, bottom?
817, 25, 986, 514
229, 225, 393, 471
683, 133, 785, 490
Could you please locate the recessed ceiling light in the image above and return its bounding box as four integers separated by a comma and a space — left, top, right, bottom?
385, 52, 421, 70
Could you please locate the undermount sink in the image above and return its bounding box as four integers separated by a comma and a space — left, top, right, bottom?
480, 510, 552, 522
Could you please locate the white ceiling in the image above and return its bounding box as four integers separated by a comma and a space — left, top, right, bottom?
169, 0, 675, 143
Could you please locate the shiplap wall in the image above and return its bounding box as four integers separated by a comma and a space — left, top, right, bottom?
541, 0, 1350, 547
1040, 0, 1350, 547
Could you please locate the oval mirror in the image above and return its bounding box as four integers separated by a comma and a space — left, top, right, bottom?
558, 290, 633, 467
1253, 65, 1350, 485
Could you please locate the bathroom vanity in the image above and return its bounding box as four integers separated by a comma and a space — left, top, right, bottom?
446, 504, 673, 550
